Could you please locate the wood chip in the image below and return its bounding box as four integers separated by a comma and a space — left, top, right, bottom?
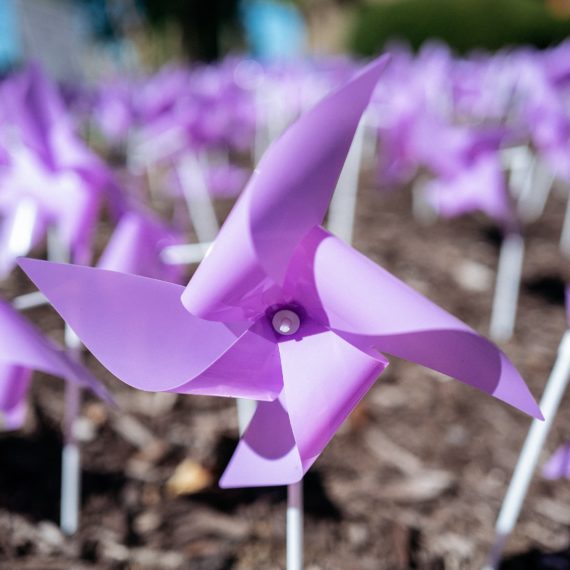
378, 471, 455, 503
365, 428, 423, 475
166, 458, 213, 496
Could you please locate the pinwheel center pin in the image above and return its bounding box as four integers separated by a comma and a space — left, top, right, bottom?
272, 309, 301, 336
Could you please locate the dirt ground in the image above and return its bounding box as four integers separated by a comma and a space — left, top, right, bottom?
1, 169, 570, 569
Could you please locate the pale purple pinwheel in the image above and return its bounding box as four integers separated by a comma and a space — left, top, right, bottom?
135, 66, 191, 126
93, 79, 134, 145
0, 144, 100, 273
542, 443, 570, 480
132, 61, 257, 169
1, 62, 124, 263
424, 152, 512, 224
98, 209, 185, 283
0, 299, 110, 430
1, 65, 105, 185
19, 56, 541, 489
205, 164, 249, 198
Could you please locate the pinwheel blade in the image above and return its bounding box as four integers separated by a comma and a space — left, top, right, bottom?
98, 210, 184, 283
0, 300, 109, 402
3, 64, 67, 167
425, 154, 510, 223
0, 365, 32, 430
303, 227, 542, 419
172, 319, 283, 400
182, 56, 390, 322
220, 398, 303, 488
279, 328, 387, 469
221, 328, 386, 487
542, 443, 570, 480
19, 259, 271, 399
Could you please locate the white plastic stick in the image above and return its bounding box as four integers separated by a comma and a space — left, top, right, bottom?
501, 145, 533, 200
361, 106, 381, 168
7, 197, 39, 257
178, 153, 220, 243
327, 118, 366, 244
160, 242, 213, 266
411, 175, 437, 225
236, 399, 257, 435
560, 186, 570, 259
12, 290, 48, 311
484, 329, 570, 570
47, 228, 83, 535
0, 197, 40, 277
287, 480, 304, 570
60, 326, 82, 536
128, 126, 187, 172
254, 87, 271, 166
517, 158, 554, 223
489, 232, 525, 342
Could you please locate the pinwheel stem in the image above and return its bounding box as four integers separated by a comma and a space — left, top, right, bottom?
484, 329, 570, 570
11, 290, 48, 311
236, 399, 257, 435
411, 174, 437, 225
47, 227, 83, 535
287, 480, 304, 570
60, 325, 82, 536
160, 242, 213, 266
328, 118, 366, 244
8, 197, 40, 258
178, 153, 220, 243
516, 158, 553, 224
489, 231, 525, 342
560, 185, 570, 259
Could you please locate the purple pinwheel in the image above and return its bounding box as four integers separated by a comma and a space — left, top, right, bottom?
204, 164, 250, 198
98, 209, 184, 283
19, 56, 541, 489
542, 443, 570, 480
93, 79, 134, 145
425, 152, 512, 223
0, 64, 126, 272
0, 300, 109, 430
0, 145, 99, 273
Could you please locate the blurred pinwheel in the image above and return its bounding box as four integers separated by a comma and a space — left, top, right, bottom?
20, 56, 540, 489
98, 209, 184, 283
0, 300, 109, 430
542, 443, 570, 480
0, 64, 124, 274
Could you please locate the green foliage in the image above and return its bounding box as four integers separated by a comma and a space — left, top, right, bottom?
350, 0, 570, 56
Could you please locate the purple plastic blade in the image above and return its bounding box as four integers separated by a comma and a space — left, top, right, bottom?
3, 64, 68, 168
294, 227, 541, 419
98, 210, 184, 283
542, 443, 570, 480
220, 329, 387, 487
0, 365, 32, 430
425, 155, 511, 223
19, 259, 278, 400
182, 56, 389, 322
0, 300, 110, 403
171, 319, 283, 400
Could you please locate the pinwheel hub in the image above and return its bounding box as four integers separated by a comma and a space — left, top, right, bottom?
271, 309, 300, 336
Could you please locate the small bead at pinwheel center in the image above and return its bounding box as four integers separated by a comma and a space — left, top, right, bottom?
272, 309, 301, 336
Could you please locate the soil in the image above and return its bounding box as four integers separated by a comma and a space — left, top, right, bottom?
1, 168, 570, 569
